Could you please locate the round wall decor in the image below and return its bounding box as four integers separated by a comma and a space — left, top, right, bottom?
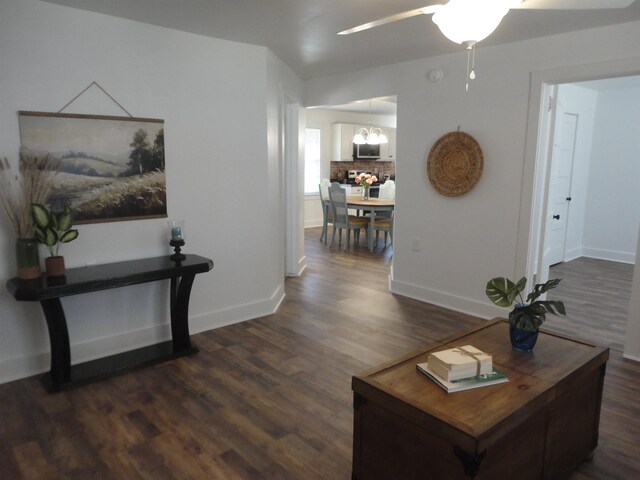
427, 131, 483, 197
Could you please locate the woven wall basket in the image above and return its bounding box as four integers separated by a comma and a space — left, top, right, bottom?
427, 131, 483, 197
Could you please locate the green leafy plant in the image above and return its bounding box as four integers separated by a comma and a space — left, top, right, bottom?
31, 203, 79, 257
486, 277, 566, 331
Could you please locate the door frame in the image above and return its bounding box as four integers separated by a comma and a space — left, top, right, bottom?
518, 57, 640, 283
518, 57, 640, 359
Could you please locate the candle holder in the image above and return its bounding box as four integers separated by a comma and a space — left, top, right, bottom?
170, 239, 186, 261
168, 220, 186, 261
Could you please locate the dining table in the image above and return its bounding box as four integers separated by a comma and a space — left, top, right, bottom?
346, 195, 395, 252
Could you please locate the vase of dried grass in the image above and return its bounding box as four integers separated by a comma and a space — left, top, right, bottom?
16, 237, 41, 280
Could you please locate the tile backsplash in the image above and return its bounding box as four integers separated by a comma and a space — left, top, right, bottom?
330, 161, 395, 182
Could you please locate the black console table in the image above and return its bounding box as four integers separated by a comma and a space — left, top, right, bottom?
6, 254, 213, 392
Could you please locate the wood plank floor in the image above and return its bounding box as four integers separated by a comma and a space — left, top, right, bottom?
546, 257, 634, 352
1, 228, 638, 479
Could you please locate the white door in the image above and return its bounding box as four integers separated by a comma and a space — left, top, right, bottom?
544, 112, 578, 266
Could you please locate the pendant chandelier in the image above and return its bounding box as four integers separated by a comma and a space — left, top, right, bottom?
353, 124, 388, 145
352, 100, 389, 145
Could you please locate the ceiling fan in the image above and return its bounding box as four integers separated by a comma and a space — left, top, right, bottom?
338, 0, 635, 90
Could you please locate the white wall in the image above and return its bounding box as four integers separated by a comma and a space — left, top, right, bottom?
305, 21, 640, 354
0, 0, 303, 383
555, 84, 598, 262
583, 86, 640, 263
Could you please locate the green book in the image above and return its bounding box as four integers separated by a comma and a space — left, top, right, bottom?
417, 363, 508, 393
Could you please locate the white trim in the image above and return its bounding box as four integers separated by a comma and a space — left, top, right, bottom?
580, 249, 636, 265
522, 56, 640, 361
389, 277, 503, 320
284, 101, 299, 276
622, 353, 640, 363
519, 57, 640, 281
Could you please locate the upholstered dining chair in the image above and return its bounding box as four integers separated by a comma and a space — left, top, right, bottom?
328, 182, 369, 250
318, 179, 332, 243
373, 211, 393, 248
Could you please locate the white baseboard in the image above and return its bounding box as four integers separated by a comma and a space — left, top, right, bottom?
580, 248, 635, 264
560, 247, 635, 265
622, 353, 640, 363
0, 322, 173, 385
294, 255, 307, 277
389, 277, 503, 320
0, 283, 286, 386
563, 247, 583, 262
305, 219, 323, 228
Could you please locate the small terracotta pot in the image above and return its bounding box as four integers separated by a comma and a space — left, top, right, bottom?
45, 256, 66, 277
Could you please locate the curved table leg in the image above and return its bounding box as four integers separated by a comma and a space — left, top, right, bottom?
170, 273, 197, 352
40, 298, 71, 390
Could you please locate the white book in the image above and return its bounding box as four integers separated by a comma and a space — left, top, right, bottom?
428, 345, 492, 377
428, 360, 483, 382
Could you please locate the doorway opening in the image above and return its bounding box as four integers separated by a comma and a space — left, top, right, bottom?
303, 96, 397, 257
527, 71, 640, 352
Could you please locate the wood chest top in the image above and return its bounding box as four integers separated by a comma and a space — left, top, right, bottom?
352, 318, 609, 451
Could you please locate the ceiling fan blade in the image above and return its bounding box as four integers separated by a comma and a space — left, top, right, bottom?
513, 0, 634, 10
338, 5, 442, 35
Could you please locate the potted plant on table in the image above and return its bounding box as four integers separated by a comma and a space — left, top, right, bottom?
31, 203, 79, 276
485, 276, 566, 351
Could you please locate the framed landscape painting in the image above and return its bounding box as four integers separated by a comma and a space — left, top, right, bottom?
18, 111, 167, 224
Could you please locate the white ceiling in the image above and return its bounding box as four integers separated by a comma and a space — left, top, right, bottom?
313, 96, 398, 115
43, 0, 640, 80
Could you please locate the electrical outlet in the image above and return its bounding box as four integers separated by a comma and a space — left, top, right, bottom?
412, 238, 421, 252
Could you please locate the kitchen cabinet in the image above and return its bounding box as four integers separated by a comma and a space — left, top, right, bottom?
332, 123, 355, 161
379, 128, 396, 161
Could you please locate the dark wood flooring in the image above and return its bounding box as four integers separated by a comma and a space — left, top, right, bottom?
0, 228, 638, 479
546, 257, 634, 352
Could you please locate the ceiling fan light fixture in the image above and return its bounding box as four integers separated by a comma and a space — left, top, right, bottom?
432, 0, 511, 45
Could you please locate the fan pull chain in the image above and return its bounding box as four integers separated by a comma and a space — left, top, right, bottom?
465, 42, 477, 92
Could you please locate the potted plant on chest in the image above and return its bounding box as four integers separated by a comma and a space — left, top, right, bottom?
31, 203, 79, 276
485, 276, 566, 351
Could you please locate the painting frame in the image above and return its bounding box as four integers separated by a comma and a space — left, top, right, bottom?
18, 111, 167, 225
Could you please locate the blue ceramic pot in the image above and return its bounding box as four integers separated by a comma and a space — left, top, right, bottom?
509, 325, 539, 351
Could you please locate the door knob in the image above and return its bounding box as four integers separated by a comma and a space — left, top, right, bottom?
553, 214, 560, 220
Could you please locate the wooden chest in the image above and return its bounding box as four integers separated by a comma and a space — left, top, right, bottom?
351, 319, 609, 479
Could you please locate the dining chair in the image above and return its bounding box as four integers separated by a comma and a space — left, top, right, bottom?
318, 179, 332, 243
328, 182, 369, 250
373, 211, 393, 248
379, 180, 395, 200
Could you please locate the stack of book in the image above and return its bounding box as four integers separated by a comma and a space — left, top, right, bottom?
417, 345, 508, 393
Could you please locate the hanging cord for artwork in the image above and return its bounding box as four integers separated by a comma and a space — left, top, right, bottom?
58, 81, 133, 117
